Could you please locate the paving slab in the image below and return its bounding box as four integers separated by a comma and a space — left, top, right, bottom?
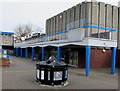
2, 57, 119, 89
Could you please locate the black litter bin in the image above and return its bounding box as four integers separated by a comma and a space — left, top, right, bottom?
36, 56, 68, 86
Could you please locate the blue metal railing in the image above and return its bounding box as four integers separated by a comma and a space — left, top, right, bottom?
15, 17, 117, 44
15, 30, 69, 44
84, 25, 117, 31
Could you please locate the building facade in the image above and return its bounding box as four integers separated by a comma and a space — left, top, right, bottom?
0, 32, 14, 58
117, 1, 120, 67
14, 1, 119, 76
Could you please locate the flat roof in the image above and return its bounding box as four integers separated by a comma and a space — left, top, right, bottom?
0, 32, 14, 35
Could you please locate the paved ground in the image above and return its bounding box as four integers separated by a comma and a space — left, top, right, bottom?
2, 57, 119, 89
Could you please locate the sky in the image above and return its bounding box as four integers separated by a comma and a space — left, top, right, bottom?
0, 0, 120, 33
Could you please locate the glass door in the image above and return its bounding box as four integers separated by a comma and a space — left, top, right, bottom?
69, 51, 78, 66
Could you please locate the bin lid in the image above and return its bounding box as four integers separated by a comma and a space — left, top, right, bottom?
48, 60, 67, 67
36, 56, 68, 67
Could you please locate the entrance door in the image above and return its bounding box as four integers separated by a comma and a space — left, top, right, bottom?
69, 51, 78, 66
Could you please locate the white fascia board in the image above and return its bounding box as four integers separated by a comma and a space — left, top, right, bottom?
14, 38, 117, 48
86, 38, 117, 47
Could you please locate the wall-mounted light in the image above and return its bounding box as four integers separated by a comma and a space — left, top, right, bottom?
102, 49, 106, 53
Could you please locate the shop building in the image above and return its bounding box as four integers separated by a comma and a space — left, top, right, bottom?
14, 1, 119, 76
0, 32, 14, 58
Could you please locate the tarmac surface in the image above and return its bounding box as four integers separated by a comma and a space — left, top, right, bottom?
2, 57, 119, 89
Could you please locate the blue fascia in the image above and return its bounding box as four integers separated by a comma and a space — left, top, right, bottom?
0, 32, 14, 35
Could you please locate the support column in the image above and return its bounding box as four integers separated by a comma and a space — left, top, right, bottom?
32, 47, 34, 61
17, 48, 19, 57
20, 48, 22, 58
57, 47, 61, 61
25, 48, 28, 58
111, 47, 117, 74
86, 46, 91, 76
42, 47, 44, 61
16, 48, 18, 57
14, 48, 16, 56
16, 48, 17, 57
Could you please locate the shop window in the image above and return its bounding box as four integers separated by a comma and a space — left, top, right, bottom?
69, 51, 78, 66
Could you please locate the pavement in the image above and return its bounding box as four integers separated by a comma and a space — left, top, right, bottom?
2, 57, 119, 89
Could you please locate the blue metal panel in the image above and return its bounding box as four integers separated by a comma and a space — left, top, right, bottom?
57, 47, 61, 61
32, 47, 34, 61
111, 47, 117, 74
20, 48, 22, 58
0, 32, 14, 35
25, 48, 28, 58
86, 46, 91, 76
42, 47, 45, 61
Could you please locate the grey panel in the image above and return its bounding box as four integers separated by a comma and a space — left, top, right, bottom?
51, 17, 54, 34
81, 2, 88, 37
119, 7, 120, 29
48, 19, 51, 34
75, 4, 81, 28
46, 19, 48, 35
112, 6, 118, 29
70, 6, 75, 30
86, 2, 92, 25
58, 13, 63, 32
118, 7, 120, 49
56, 15, 59, 33
80, 2, 86, 27
69, 7, 73, 30
80, 2, 86, 19
112, 6, 118, 40
47, 20, 49, 35
98, 2, 105, 33
91, 2, 99, 34
52, 16, 56, 33
66, 9, 71, 30
86, 2, 92, 37
45, 20, 48, 35
105, 4, 112, 31
66, 9, 70, 23
70, 7, 75, 22
51, 18, 54, 34
62, 11, 67, 31
118, 29, 120, 49
54, 16, 56, 33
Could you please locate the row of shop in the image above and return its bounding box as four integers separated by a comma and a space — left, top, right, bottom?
14, 45, 118, 76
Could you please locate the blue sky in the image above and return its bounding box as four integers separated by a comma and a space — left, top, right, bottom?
0, 0, 119, 33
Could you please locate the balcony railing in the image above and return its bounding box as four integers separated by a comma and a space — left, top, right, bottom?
15, 30, 69, 45
15, 18, 117, 45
